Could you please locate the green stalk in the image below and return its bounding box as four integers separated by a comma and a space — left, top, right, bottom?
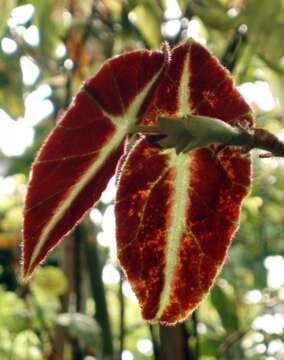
83, 225, 114, 359
135, 115, 284, 158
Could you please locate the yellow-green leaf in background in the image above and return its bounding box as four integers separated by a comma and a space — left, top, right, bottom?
210, 280, 239, 332
188, 1, 242, 31
103, 0, 122, 17
57, 313, 101, 352
30, 266, 68, 298
0, 57, 24, 118
244, 0, 284, 65
132, 1, 162, 48
177, 0, 187, 13
29, 0, 63, 63
0, 0, 16, 37
244, 0, 281, 35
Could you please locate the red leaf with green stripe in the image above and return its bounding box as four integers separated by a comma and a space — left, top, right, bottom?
22, 48, 167, 278
115, 40, 253, 324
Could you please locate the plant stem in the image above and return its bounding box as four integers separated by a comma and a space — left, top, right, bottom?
73, 226, 84, 360
118, 268, 125, 360
221, 26, 247, 72
159, 324, 194, 360
83, 225, 114, 359
133, 118, 284, 159
192, 311, 199, 358
134, 125, 161, 135
148, 324, 161, 360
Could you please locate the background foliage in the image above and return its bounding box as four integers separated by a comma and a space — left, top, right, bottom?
1, 0, 284, 359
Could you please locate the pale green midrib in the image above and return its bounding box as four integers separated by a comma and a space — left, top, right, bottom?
155, 154, 191, 319
154, 43, 191, 319
27, 69, 164, 274
177, 52, 190, 117
28, 127, 127, 272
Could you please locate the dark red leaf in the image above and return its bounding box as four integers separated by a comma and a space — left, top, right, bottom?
22, 49, 166, 278
115, 40, 253, 324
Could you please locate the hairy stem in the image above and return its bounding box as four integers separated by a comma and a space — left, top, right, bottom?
133, 116, 284, 158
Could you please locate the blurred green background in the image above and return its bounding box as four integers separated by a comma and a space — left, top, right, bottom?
1, 0, 284, 359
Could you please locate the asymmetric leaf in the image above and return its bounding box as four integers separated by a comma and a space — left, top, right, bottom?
115, 40, 253, 324
22, 49, 166, 278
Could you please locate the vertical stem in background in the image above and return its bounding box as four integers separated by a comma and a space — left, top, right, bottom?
73, 226, 84, 360
118, 268, 125, 360
192, 311, 199, 358
148, 324, 161, 360
221, 26, 247, 72
83, 225, 114, 359
159, 323, 196, 360
59, 231, 84, 359
74, 227, 82, 312
55, 234, 73, 357
159, 324, 188, 360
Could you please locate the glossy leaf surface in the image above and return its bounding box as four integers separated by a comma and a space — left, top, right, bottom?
22, 49, 166, 277
115, 41, 253, 324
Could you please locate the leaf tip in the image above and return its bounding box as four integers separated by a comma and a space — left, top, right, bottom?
20, 236, 36, 282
